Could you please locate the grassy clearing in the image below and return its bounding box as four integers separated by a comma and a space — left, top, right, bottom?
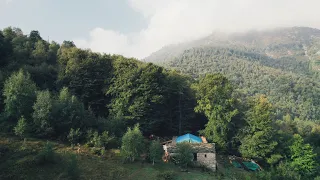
0, 135, 257, 180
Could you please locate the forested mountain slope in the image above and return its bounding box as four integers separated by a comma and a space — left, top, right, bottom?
145, 27, 320, 121
1, 27, 319, 180
0, 27, 202, 138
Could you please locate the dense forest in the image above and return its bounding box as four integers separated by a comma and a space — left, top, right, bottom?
0, 27, 320, 180
148, 27, 320, 122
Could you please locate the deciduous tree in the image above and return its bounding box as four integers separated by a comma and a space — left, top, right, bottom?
193, 74, 238, 150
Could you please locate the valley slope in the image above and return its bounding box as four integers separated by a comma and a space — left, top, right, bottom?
145, 27, 320, 121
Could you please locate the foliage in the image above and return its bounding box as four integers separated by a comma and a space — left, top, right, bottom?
67, 128, 82, 146
35, 141, 56, 165
32, 90, 54, 136
274, 161, 302, 180
121, 124, 144, 162
0, 26, 202, 140
175, 142, 193, 169
57, 48, 111, 116
86, 130, 113, 148
20, 138, 28, 151
289, 134, 318, 177
51, 87, 88, 138
100, 131, 113, 147
1, 26, 320, 179
266, 154, 283, 166
107, 60, 168, 134
3, 69, 37, 120
149, 140, 163, 165
257, 161, 301, 180
239, 95, 278, 160
66, 154, 80, 180
14, 116, 28, 138
155, 29, 320, 122
193, 74, 238, 150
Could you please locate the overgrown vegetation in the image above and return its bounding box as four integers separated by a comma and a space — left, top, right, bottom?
34, 141, 56, 165
149, 140, 163, 165
175, 142, 193, 169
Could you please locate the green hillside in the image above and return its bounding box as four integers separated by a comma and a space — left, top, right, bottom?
146, 27, 320, 121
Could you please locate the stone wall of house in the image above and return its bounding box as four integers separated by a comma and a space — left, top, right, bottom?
197, 153, 216, 171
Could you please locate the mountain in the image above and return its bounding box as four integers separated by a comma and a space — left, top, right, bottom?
145, 27, 320, 121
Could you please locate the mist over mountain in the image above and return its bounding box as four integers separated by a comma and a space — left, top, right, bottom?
145, 27, 320, 64
145, 27, 320, 121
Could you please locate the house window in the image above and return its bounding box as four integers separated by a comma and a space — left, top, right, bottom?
204, 154, 207, 158
193, 153, 197, 161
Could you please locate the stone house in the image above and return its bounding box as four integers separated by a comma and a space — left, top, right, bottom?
162, 133, 217, 171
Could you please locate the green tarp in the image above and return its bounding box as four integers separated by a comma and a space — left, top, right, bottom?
231, 160, 260, 171
232, 161, 242, 168
242, 162, 260, 171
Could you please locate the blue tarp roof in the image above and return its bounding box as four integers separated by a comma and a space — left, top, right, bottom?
176, 133, 202, 143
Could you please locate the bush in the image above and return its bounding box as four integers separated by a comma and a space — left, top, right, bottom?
66, 154, 80, 180
121, 124, 144, 162
67, 128, 82, 147
90, 147, 103, 155
86, 130, 113, 149
156, 171, 176, 180
149, 140, 163, 165
101, 131, 113, 147
176, 142, 193, 169
20, 138, 27, 151
85, 129, 94, 147
267, 161, 302, 180
35, 141, 56, 165
14, 116, 28, 138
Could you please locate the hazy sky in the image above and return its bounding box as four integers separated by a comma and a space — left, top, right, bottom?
1, 0, 320, 59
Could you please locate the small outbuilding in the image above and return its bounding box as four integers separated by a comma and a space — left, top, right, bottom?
162, 133, 217, 171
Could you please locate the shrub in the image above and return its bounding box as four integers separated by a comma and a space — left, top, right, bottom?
271, 161, 302, 180
101, 147, 106, 156
67, 128, 82, 147
20, 138, 27, 151
92, 131, 102, 147
156, 171, 176, 180
85, 129, 94, 147
66, 154, 80, 180
176, 142, 193, 169
14, 116, 28, 138
149, 140, 163, 165
101, 131, 113, 147
90, 147, 102, 155
35, 141, 56, 165
86, 130, 113, 149
32, 90, 54, 137
121, 124, 144, 162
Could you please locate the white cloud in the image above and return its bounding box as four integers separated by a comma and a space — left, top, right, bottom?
74, 0, 320, 59
0, 0, 13, 5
